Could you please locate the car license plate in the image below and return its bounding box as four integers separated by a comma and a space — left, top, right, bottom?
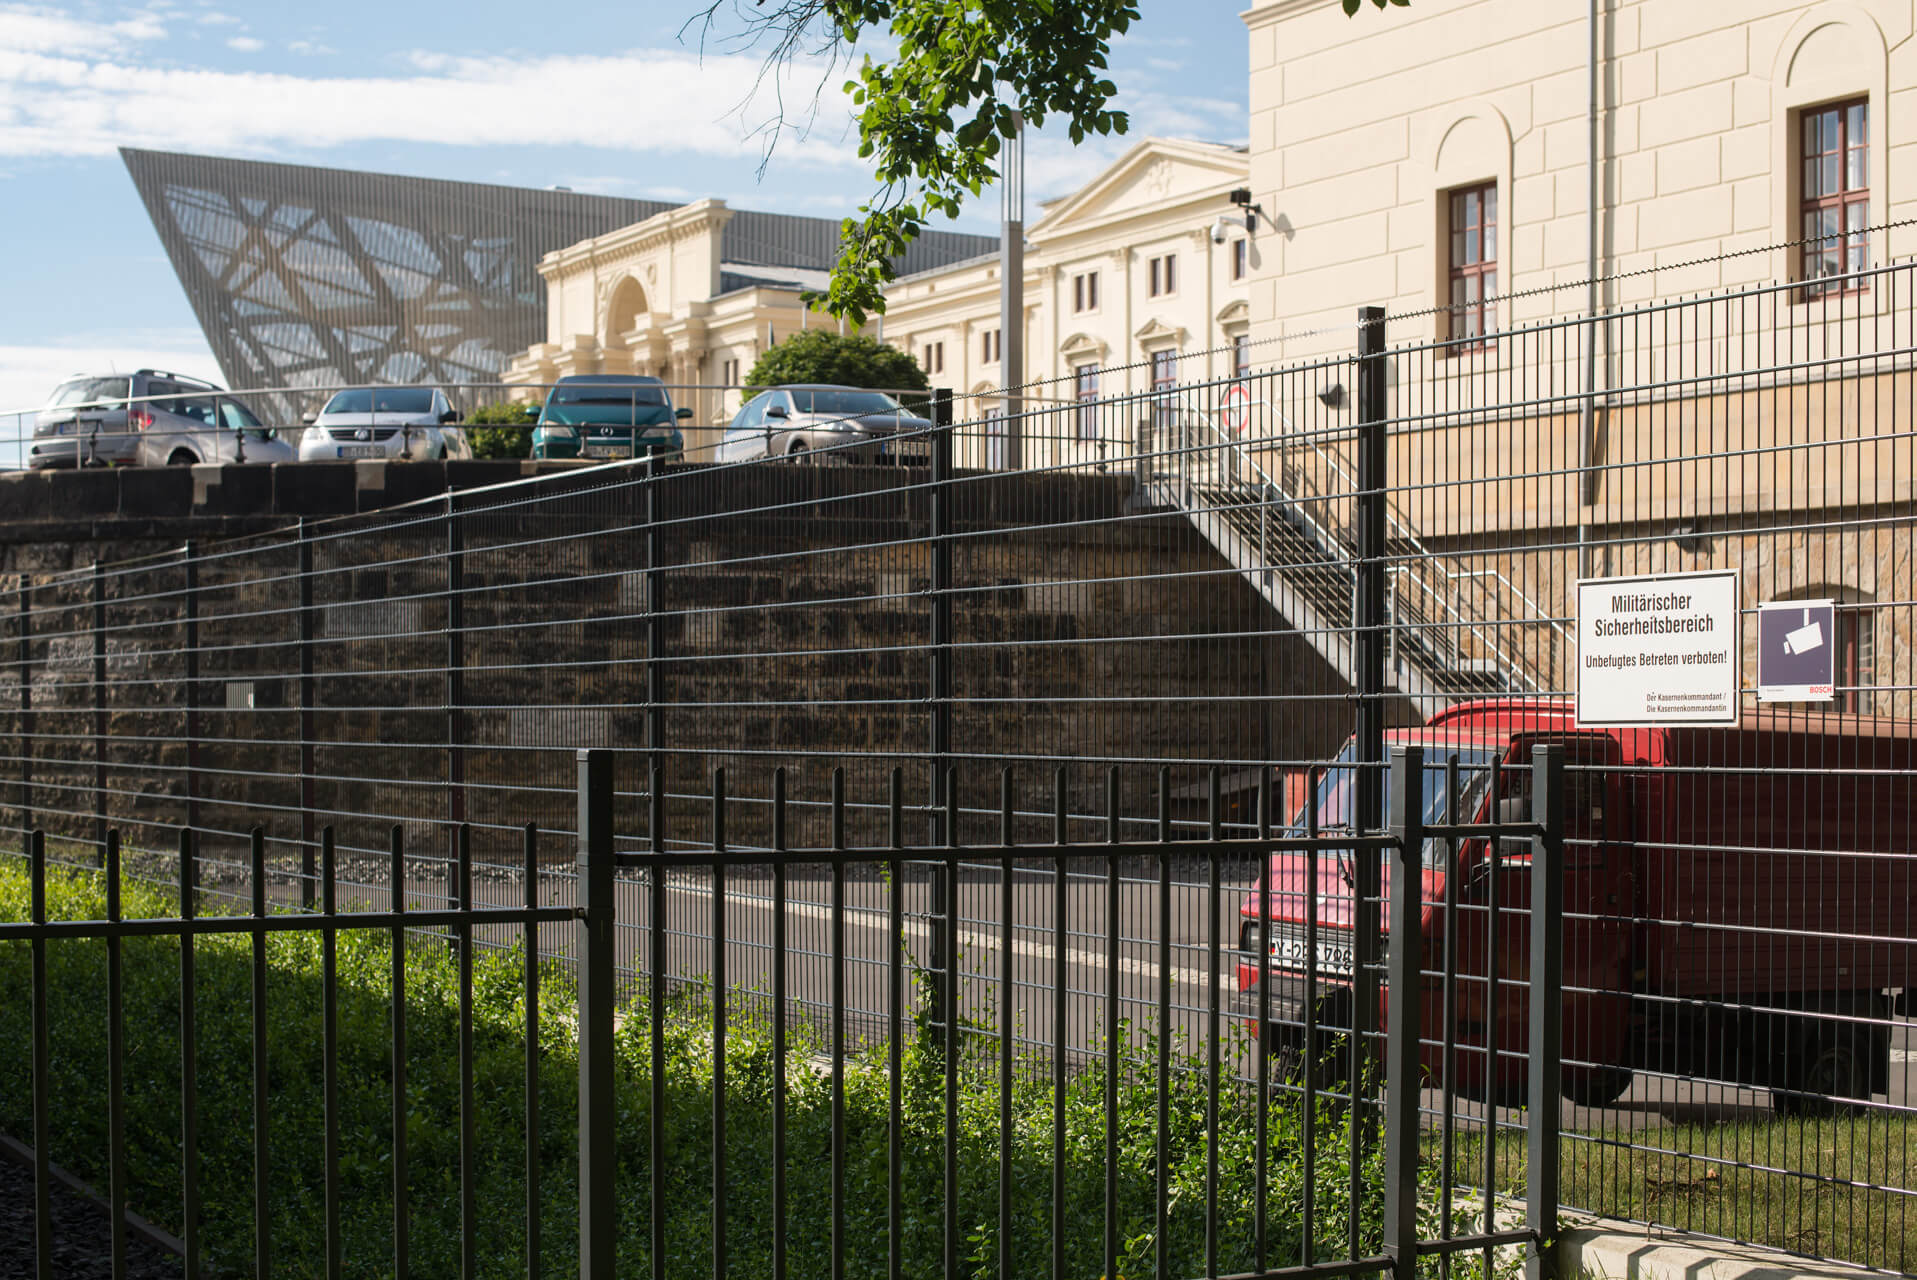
583, 444, 631, 458
1269, 925, 1355, 977
338, 445, 383, 458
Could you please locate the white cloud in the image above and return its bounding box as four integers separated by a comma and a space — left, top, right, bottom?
225, 34, 262, 52
0, 335, 222, 419
287, 39, 334, 56
0, 4, 167, 54
0, 43, 862, 166
196, 10, 240, 25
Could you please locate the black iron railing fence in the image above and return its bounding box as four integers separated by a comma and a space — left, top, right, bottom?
0, 246, 1911, 1273
0, 743, 1567, 1280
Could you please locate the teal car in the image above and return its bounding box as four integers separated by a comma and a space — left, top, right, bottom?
531, 375, 691, 461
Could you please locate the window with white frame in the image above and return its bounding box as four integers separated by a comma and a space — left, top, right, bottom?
1074, 364, 1101, 441
1231, 239, 1248, 283
922, 341, 944, 375
1150, 347, 1179, 434
981, 329, 1000, 364
1073, 271, 1100, 313
1148, 254, 1177, 298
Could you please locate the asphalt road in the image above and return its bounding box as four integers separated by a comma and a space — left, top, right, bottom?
191, 848, 1915, 1136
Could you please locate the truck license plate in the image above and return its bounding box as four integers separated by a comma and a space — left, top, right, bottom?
583, 444, 631, 458
1270, 925, 1354, 977
338, 445, 383, 458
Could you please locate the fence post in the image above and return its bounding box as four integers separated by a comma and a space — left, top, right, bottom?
575, 749, 614, 1280
1353, 305, 1389, 1113
1527, 744, 1565, 1280
1384, 746, 1425, 1280
926, 387, 953, 1046
446, 493, 465, 829
16, 573, 31, 834
644, 471, 664, 819
181, 546, 198, 833
92, 561, 107, 864
299, 520, 316, 909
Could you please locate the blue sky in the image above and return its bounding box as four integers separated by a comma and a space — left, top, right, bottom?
0, 0, 1252, 411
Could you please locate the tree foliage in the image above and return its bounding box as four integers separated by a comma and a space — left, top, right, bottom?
697, 0, 1409, 323
463, 400, 535, 459
744, 329, 930, 397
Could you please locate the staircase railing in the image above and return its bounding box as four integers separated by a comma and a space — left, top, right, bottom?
1158, 390, 1567, 696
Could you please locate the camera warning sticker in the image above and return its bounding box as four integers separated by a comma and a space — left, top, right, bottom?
1757, 599, 1836, 703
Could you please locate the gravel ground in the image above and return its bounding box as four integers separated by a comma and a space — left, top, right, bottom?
0, 1155, 182, 1280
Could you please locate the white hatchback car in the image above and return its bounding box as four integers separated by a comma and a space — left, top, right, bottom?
297, 388, 472, 462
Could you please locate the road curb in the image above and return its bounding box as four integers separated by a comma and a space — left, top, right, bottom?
1562, 1216, 1873, 1280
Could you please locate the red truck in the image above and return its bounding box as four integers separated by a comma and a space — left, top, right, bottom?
1235, 698, 1910, 1112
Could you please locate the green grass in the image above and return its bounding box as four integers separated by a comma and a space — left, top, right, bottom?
0, 857, 1507, 1279
1458, 1113, 1917, 1271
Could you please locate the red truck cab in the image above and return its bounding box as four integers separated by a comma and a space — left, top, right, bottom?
1236, 698, 1906, 1112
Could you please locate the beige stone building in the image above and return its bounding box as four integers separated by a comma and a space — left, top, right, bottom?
502, 201, 991, 457
1243, 0, 1907, 346
1233, 0, 1917, 711
881, 138, 1258, 469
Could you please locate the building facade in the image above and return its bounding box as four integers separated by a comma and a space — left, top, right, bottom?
1242, 0, 1910, 348
880, 138, 1257, 470
500, 201, 995, 451
1236, 0, 1917, 712
125, 147, 993, 431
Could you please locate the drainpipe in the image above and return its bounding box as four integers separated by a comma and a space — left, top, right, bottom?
1578, 0, 1601, 578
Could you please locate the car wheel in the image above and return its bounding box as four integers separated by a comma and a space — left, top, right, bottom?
1773, 1013, 1876, 1116
788, 440, 811, 464
1561, 1065, 1635, 1108
167, 450, 197, 467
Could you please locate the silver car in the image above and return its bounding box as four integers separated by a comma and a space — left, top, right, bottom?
297, 387, 472, 462
715, 385, 932, 464
30, 370, 293, 468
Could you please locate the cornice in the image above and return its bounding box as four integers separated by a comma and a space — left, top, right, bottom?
1242, 0, 1321, 30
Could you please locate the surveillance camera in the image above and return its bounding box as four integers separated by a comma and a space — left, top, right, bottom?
1211, 214, 1231, 245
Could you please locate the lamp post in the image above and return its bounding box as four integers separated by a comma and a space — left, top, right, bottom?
999, 112, 1025, 470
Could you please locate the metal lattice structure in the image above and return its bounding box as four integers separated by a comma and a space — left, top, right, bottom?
121, 148, 994, 414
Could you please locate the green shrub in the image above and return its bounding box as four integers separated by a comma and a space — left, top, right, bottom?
464, 401, 535, 459
0, 858, 1497, 1280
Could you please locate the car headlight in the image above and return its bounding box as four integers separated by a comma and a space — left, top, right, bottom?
541, 425, 577, 439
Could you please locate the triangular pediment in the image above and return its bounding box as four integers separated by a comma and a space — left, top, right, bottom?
1216, 299, 1250, 328
1133, 317, 1188, 348
1059, 331, 1109, 361
1031, 138, 1249, 243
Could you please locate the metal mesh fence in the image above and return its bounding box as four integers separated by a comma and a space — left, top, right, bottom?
0, 238, 1911, 1271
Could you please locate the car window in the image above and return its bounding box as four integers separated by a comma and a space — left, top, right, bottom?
727, 397, 764, 434
49, 377, 130, 410
372, 389, 435, 415
788, 389, 904, 416
171, 397, 219, 425
770, 392, 793, 415
553, 382, 666, 407
323, 390, 372, 413
219, 400, 267, 434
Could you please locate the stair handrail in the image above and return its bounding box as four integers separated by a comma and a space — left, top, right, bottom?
1167, 388, 1564, 693
1277, 421, 1571, 685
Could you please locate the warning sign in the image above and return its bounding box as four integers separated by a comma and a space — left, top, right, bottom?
1576, 570, 1741, 727
1757, 599, 1835, 703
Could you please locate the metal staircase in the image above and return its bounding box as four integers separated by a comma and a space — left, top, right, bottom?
1149, 400, 1566, 721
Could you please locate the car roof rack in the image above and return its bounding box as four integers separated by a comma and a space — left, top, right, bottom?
134, 368, 220, 389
